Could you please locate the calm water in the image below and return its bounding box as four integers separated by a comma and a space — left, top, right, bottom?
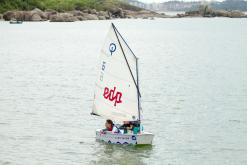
0, 18, 247, 165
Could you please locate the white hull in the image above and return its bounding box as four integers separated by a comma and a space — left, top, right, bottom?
96, 129, 154, 145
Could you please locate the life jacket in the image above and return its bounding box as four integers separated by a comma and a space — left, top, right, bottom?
107, 127, 113, 131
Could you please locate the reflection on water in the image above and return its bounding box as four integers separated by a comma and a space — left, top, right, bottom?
91, 142, 153, 165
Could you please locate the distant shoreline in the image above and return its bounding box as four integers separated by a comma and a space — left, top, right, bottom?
0, 7, 246, 22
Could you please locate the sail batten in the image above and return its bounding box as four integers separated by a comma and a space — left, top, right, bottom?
92, 23, 141, 122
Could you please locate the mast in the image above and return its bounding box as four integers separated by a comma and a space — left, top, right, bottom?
136, 58, 141, 123
111, 23, 141, 122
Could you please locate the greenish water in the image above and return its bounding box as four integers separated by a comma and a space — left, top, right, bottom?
0, 18, 247, 165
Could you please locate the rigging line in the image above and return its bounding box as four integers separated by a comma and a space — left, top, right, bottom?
111, 23, 141, 98
136, 58, 141, 122
112, 23, 138, 60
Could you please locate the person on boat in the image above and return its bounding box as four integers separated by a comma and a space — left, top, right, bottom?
132, 121, 141, 134
120, 121, 133, 133
102, 119, 120, 133
103, 119, 114, 131
120, 121, 142, 134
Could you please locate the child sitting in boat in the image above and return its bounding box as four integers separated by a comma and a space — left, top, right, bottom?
119, 121, 133, 133
119, 121, 141, 134
102, 119, 119, 133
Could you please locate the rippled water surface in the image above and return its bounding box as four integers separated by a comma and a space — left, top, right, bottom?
0, 19, 247, 165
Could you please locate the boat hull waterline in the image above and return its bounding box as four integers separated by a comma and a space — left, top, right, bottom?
96, 129, 154, 145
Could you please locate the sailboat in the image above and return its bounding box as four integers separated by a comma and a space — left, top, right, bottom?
91, 23, 154, 145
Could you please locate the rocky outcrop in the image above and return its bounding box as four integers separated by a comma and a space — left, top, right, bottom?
69, 10, 84, 17
3, 11, 16, 21
82, 9, 89, 14
30, 13, 42, 21
83, 14, 98, 20
31, 8, 47, 20
98, 16, 106, 20
213, 10, 228, 17
4, 6, 245, 22
98, 11, 110, 19
2, 7, 170, 22
76, 16, 87, 21
228, 10, 246, 18
50, 13, 78, 22
109, 8, 125, 18
3, 9, 47, 21
2, 9, 105, 22
89, 9, 97, 15
124, 10, 169, 19
44, 9, 57, 20
0, 14, 3, 20
182, 5, 247, 18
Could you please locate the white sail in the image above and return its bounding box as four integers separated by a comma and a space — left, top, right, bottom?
92, 24, 140, 122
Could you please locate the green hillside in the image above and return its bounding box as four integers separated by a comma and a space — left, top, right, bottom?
0, 0, 140, 13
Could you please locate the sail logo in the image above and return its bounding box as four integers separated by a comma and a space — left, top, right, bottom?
103, 87, 122, 106
109, 43, 116, 55
132, 136, 136, 140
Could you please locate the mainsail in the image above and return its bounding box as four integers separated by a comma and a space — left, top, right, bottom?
92, 23, 141, 122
